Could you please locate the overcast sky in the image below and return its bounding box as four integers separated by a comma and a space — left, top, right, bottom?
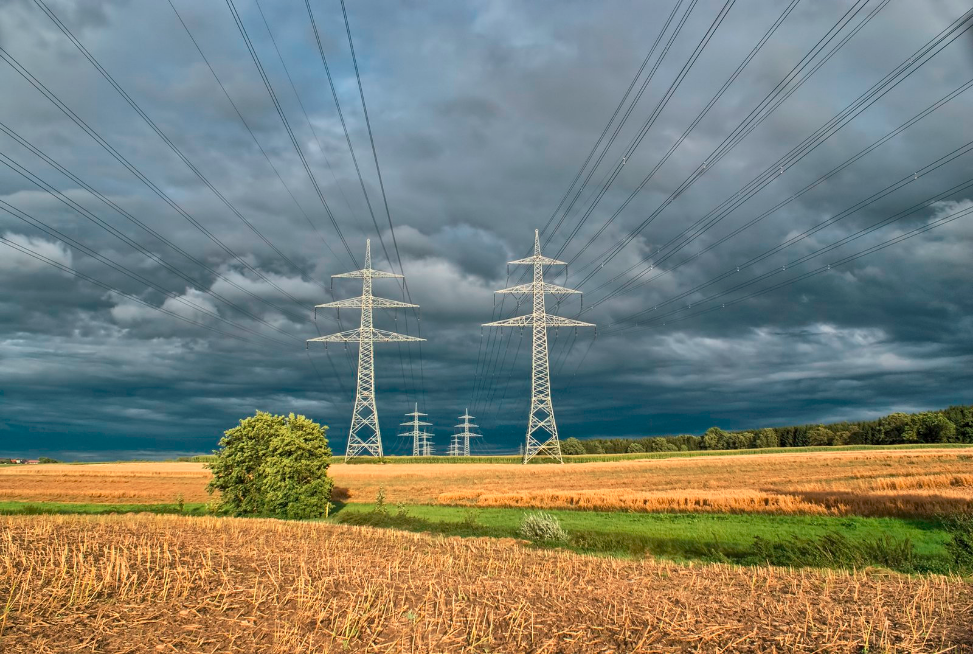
1, 0, 971, 459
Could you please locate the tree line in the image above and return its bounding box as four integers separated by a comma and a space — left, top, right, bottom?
560, 405, 973, 455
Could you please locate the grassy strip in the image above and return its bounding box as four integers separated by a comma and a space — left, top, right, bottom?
0, 501, 209, 516
333, 503, 962, 574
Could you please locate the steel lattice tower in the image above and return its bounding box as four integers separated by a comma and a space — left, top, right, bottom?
454, 409, 479, 456
308, 240, 424, 461
485, 230, 594, 463
400, 403, 433, 457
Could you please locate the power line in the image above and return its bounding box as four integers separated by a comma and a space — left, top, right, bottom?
611, 201, 973, 334
0, 42, 314, 319
167, 0, 344, 268
252, 0, 369, 243
565, 0, 883, 279
588, 73, 973, 312
0, 120, 330, 329
0, 235, 267, 346
0, 149, 309, 343
222, 0, 358, 267
28, 0, 344, 305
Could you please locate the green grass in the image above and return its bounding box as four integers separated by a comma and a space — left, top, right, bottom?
4, 498, 968, 575
0, 501, 209, 516
332, 503, 962, 574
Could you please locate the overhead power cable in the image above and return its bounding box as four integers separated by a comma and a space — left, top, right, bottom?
588, 73, 973, 311
571, 0, 973, 286
549, 0, 739, 260
0, 121, 332, 330
222, 0, 358, 268
0, 149, 314, 342
610, 201, 973, 334
30, 0, 348, 302
167, 0, 343, 268
566, 0, 883, 279
0, 234, 272, 346
0, 46, 322, 323
609, 155, 973, 332
252, 0, 368, 242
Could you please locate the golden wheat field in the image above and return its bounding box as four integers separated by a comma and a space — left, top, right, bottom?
2, 447, 972, 517
1, 513, 971, 653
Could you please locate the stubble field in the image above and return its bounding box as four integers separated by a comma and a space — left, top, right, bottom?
3, 447, 972, 518
1, 513, 971, 653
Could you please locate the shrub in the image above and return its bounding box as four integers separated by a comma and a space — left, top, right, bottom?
944, 513, 973, 573
208, 411, 333, 520
519, 512, 568, 543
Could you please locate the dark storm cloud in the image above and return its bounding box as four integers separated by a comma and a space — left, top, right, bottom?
1, 0, 971, 459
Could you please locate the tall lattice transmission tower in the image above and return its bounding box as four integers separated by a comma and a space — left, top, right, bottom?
485, 229, 594, 463
452, 409, 479, 457
400, 403, 434, 457
308, 240, 424, 461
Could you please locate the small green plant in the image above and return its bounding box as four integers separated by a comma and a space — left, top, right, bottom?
943, 513, 973, 573
518, 512, 568, 543
395, 502, 408, 517
175, 493, 185, 513
375, 487, 388, 515
462, 508, 481, 529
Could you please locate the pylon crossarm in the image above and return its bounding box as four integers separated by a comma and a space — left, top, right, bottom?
508, 254, 566, 266
370, 328, 425, 342
545, 315, 595, 328
401, 421, 432, 426
317, 296, 418, 309
332, 268, 404, 279
496, 282, 581, 296
307, 329, 362, 343
483, 315, 533, 327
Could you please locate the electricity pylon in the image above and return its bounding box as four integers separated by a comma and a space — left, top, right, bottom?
308, 240, 424, 461
400, 403, 433, 457
454, 409, 479, 456
485, 229, 594, 464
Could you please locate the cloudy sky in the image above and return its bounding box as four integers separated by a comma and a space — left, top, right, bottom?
1, 0, 971, 459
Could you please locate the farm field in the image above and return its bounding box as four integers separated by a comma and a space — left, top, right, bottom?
3, 446, 971, 518
2, 513, 971, 653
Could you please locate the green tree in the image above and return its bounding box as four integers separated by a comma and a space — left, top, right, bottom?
560, 437, 586, 456
584, 441, 606, 455
753, 428, 778, 449
208, 411, 333, 519
913, 412, 957, 443
701, 427, 728, 450
807, 426, 833, 447
626, 442, 645, 454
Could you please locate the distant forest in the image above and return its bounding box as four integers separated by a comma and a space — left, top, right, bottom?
563, 405, 973, 455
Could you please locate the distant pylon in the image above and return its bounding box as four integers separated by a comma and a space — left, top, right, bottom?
484, 229, 594, 463
400, 403, 432, 457
308, 240, 424, 461
454, 409, 479, 456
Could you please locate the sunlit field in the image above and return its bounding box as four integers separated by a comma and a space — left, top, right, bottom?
5, 447, 970, 518
1, 514, 970, 653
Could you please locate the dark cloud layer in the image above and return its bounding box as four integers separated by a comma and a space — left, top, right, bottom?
1, 0, 971, 459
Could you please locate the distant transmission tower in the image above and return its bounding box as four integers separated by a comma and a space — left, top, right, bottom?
485, 230, 594, 463
308, 240, 424, 461
400, 403, 433, 457
454, 409, 479, 456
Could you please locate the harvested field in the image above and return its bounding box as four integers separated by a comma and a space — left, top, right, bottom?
1, 514, 971, 653
0, 462, 211, 504
3, 448, 972, 517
